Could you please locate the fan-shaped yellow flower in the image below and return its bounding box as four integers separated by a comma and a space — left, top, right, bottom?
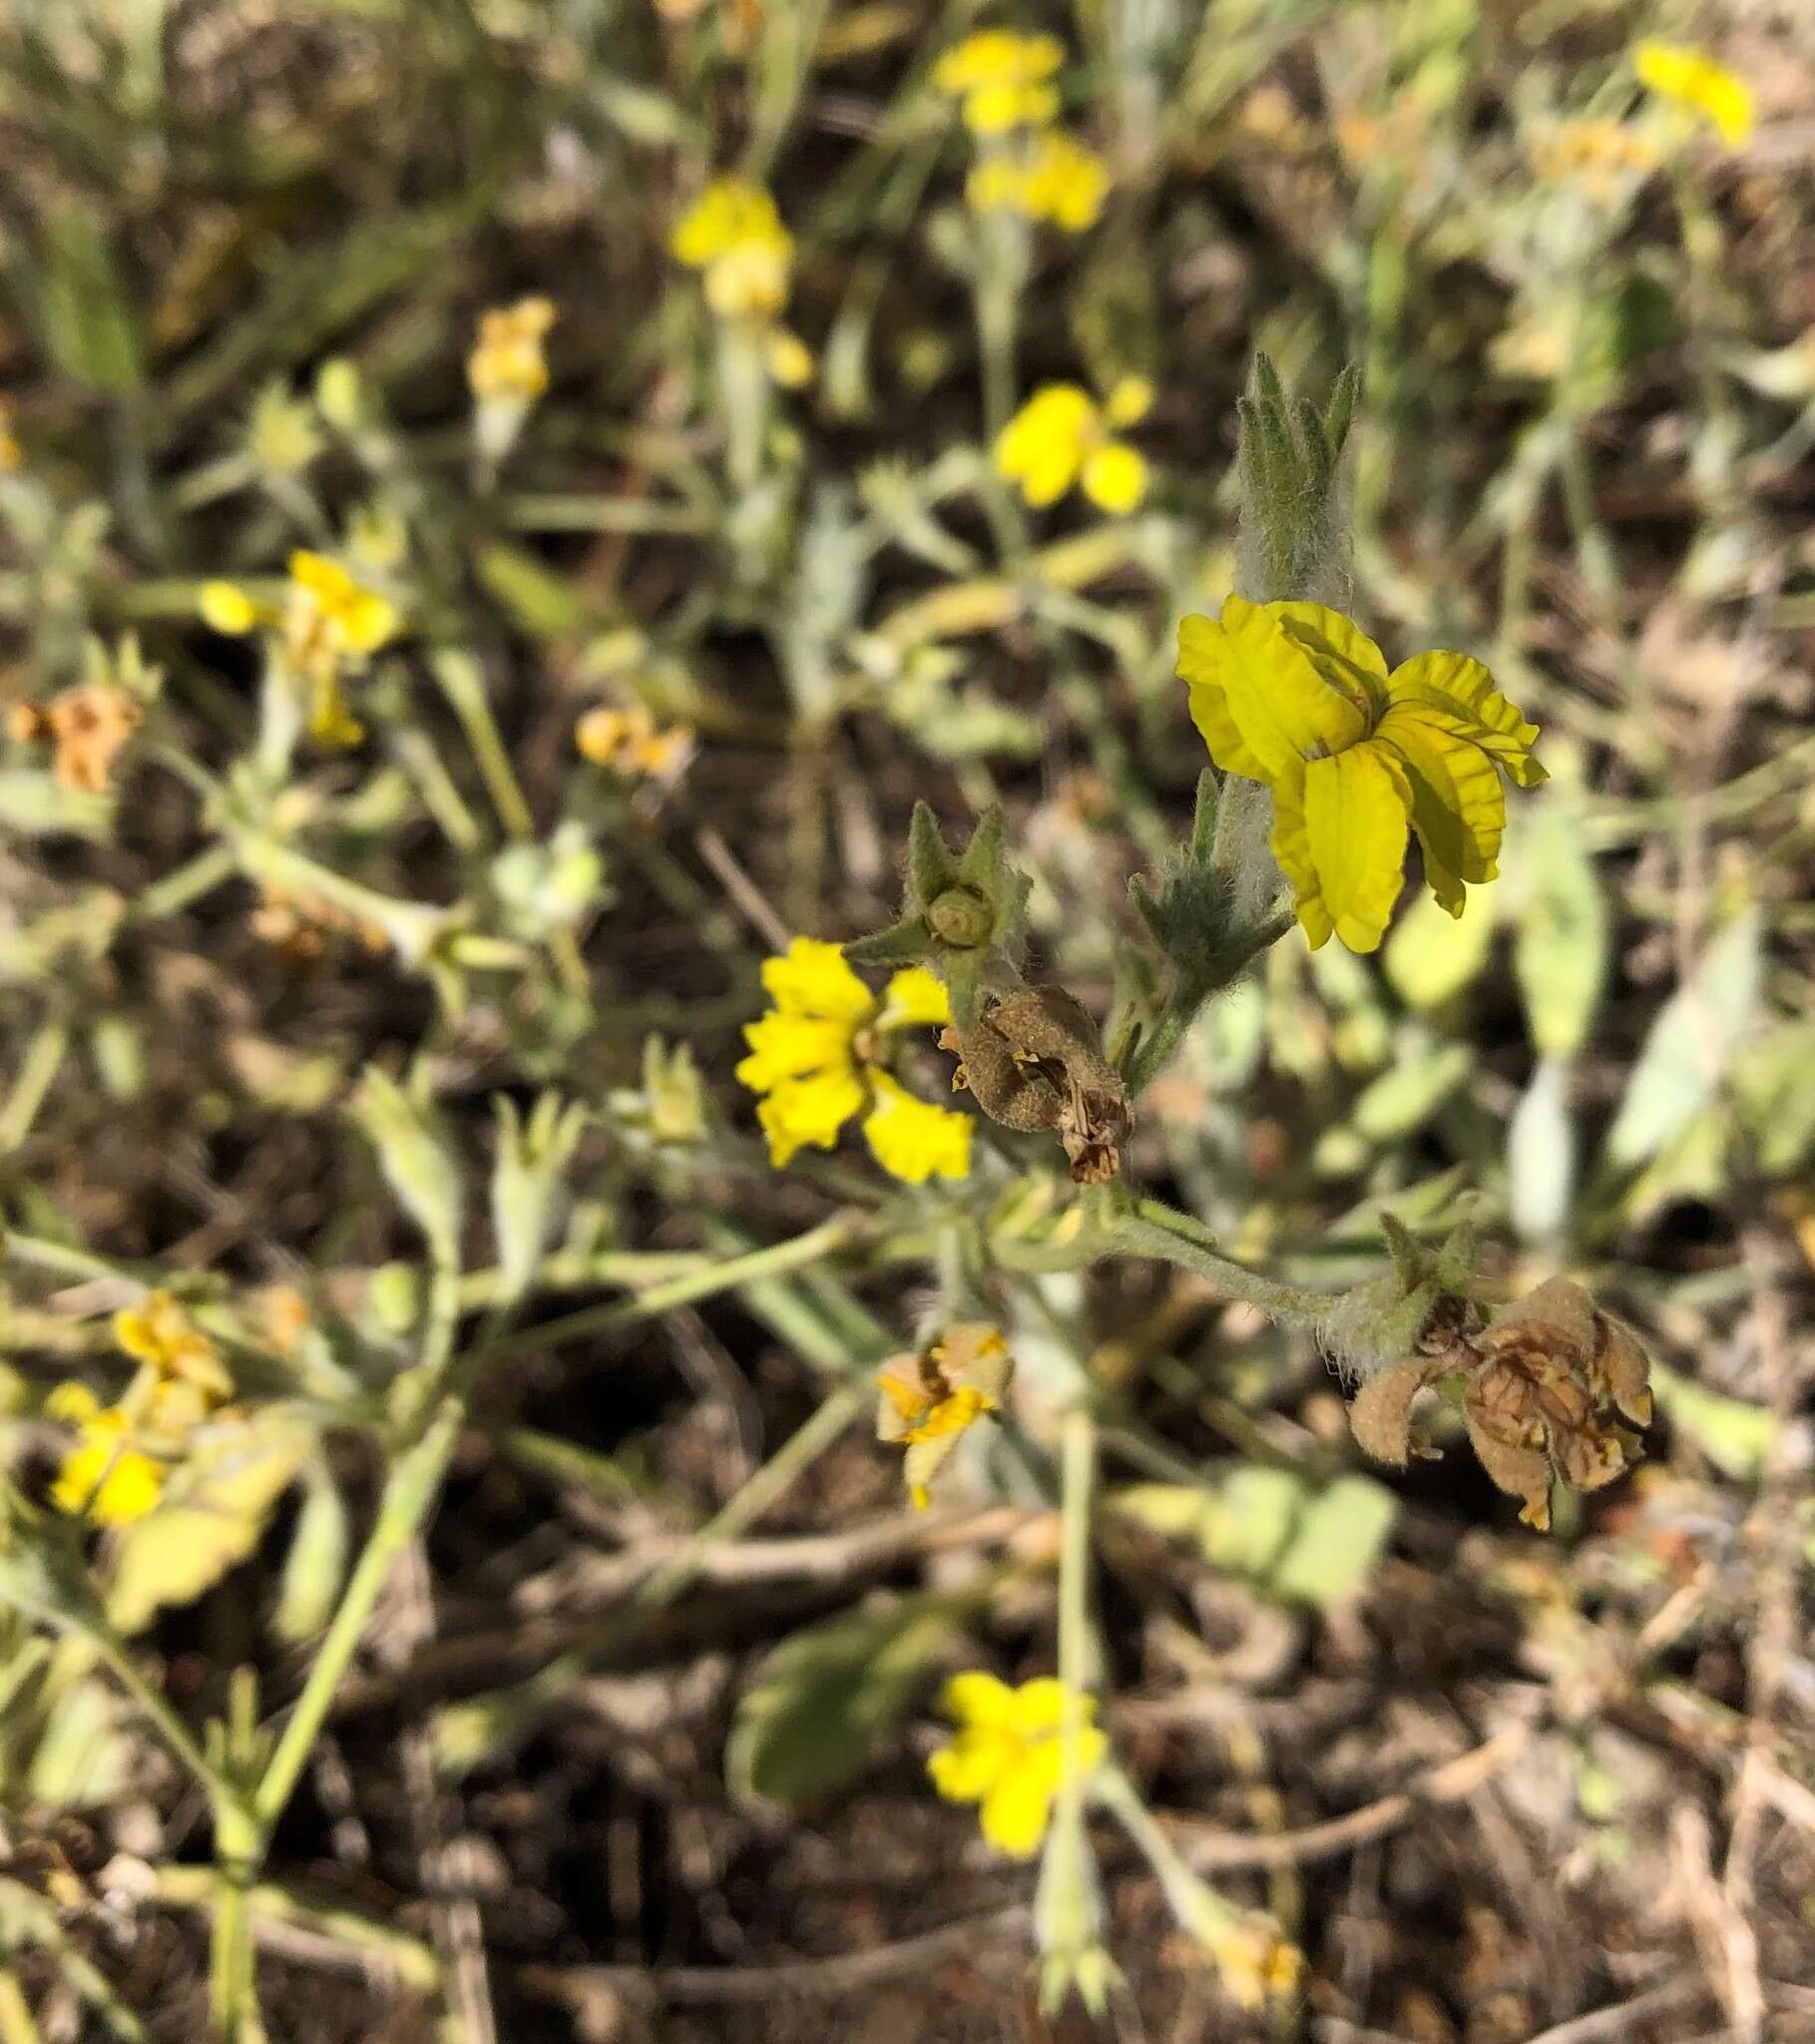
967, 129, 1109, 233
200, 551, 400, 747
736, 938, 971, 1182
47, 1384, 165, 1525
671, 180, 795, 320
995, 379, 1151, 514
1634, 41, 1753, 147
932, 31, 1064, 136
928, 1673, 1106, 1857
1178, 597, 1545, 953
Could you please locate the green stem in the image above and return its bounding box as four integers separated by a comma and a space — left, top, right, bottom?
470, 1213, 867, 1366
430, 650, 536, 842
1057, 1405, 1098, 1775
0, 1020, 70, 1153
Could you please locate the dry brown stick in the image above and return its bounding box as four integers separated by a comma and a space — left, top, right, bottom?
522, 1902, 1031, 2008
1517, 1973, 1706, 2044
1162, 1721, 1534, 1872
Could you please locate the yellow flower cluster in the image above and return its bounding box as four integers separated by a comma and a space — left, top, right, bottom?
996, 378, 1151, 515
200, 550, 401, 747
875, 1324, 1013, 1509
933, 31, 1108, 233
672, 179, 790, 320
927, 1672, 1105, 1857
736, 937, 971, 1182
1178, 597, 1545, 952
468, 295, 558, 406
932, 30, 1063, 135
670, 179, 814, 383
1634, 40, 1754, 147
49, 1291, 234, 1526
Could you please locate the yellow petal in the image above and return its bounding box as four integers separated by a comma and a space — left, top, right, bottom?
941, 1669, 1017, 1728
1634, 41, 1753, 146
755, 1069, 866, 1166
995, 385, 1094, 507
1268, 768, 1333, 949
759, 936, 873, 1021
928, 1724, 1015, 1801
1081, 441, 1146, 514
198, 582, 258, 635
1299, 742, 1413, 953
1103, 376, 1153, 428
1179, 596, 1369, 788
1007, 1677, 1071, 1734
860, 1072, 972, 1184
1266, 602, 1390, 722
1386, 651, 1546, 787
979, 1767, 1057, 1856
735, 1012, 856, 1092
45, 1381, 102, 1423
878, 965, 950, 1031
1375, 703, 1508, 915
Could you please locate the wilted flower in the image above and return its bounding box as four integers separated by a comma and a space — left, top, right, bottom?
9, 685, 142, 793
932, 31, 1064, 136
875, 1323, 1013, 1508
671, 179, 795, 320
114, 1290, 232, 1403
1531, 119, 1659, 203
1199, 1910, 1305, 2011
1348, 1277, 1654, 1530
0, 396, 22, 471
200, 550, 401, 747
995, 379, 1152, 514
941, 985, 1132, 1185
1634, 40, 1754, 148
736, 938, 972, 1182
928, 1673, 1106, 1857
967, 129, 1109, 232
1177, 597, 1545, 952
575, 702, 695, 784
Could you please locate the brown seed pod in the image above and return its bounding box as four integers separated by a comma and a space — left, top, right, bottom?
939, 985, 1132, 1184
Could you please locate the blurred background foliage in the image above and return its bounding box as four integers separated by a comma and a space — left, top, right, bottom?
0, 0, 1811, 2039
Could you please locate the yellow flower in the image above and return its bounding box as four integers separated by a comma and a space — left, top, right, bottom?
1201, 1911, 1305, 2011
114, 1289, 233, 1403
876, 1324, 1014, 1508
928, 1673, 1106, 1857
468, 296, 558, 405
200, 551, 400, 746
966, 129, 1109, 232
1177, 597, 1546, 953
575, 703, 695, 784
737, 939, 971, 1182
995, 379, 1151, 514
46, 1384, 165, 1526
764, 325, 815, 389
932, 30, 1064, 135
671, 180, 794, 320
1634, 41, 1754, 147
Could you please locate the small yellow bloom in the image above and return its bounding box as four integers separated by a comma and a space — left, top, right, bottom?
876, 1323, 1014, 1508
1634, 41, 1754, 147
967, 129, 1109, 233
468, 296, 558, 405
1177, 597, 1546, 952
932, 30, 1065, 135
671, 180, 794, 320
995, 379, 1151, 514
736, 939, 971, 1181
928, 1673, 1106, 1857
50, 1396, 165, 1524
575, 703, 695, 784
764, 325, 815, 389
114, 1290, 233, 1403
200, 551, 400, 747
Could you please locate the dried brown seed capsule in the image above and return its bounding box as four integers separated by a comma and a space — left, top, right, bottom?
939, 985, 1132, 1184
